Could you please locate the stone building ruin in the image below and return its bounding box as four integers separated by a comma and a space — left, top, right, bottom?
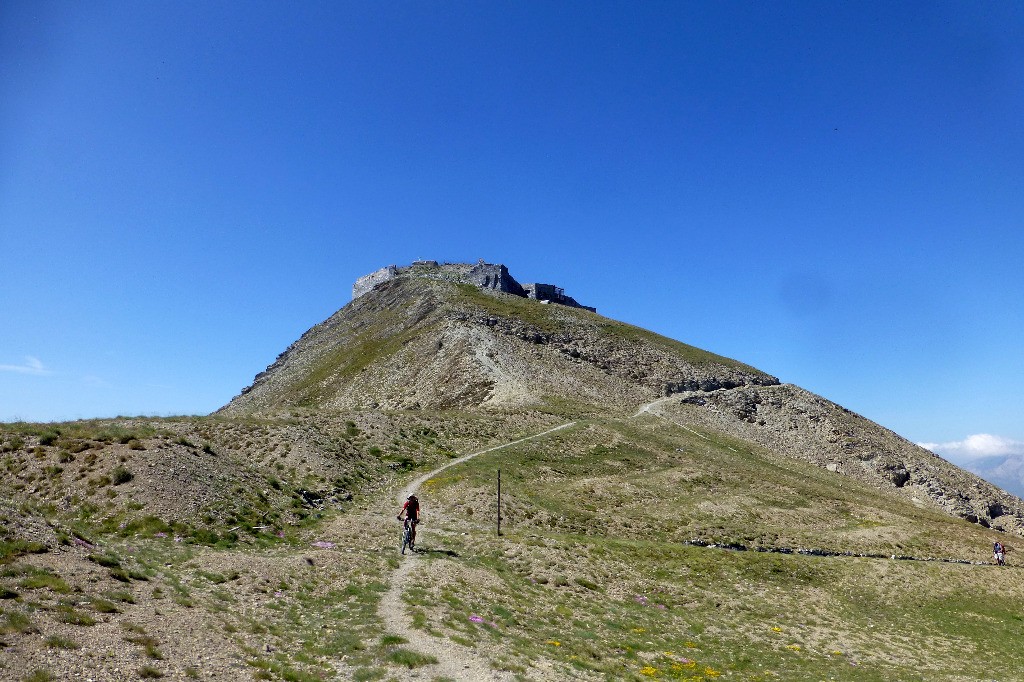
351, 260, 596, 312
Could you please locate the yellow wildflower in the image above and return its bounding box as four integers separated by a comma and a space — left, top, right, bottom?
639, 666, 659, 677
546, 640, 561, 646
786, 643, 801, 651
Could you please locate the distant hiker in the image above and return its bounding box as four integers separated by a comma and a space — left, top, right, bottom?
398, 494, 420, 550
994, 541, 1005, 566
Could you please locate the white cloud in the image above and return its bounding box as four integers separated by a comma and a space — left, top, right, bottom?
918, 434, 1024, 463
0, 356, 52, 376
918, 434, 1024, 499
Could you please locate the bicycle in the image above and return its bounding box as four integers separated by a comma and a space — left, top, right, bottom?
401, 518, 418, 554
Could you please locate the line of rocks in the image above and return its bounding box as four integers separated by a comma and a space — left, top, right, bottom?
684, 538, 1005, 567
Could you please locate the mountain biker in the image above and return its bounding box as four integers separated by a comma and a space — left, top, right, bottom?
398, 494, 420, 549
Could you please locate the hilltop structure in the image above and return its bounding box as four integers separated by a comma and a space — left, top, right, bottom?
352, 260, 597, 313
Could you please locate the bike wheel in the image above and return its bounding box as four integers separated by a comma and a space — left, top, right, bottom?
401, 527, 409, 554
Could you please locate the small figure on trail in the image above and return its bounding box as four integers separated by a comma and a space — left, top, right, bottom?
994, 541, 1006, 566
398, 494, 420, 552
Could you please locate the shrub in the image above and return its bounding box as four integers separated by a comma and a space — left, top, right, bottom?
112, 466, 133, 485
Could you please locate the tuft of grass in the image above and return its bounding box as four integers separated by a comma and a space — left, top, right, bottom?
23, 670, 55, 682
0, 538, 48, 562
54, 604, 97, 626
385, 648, 438, 668
0, 610, 36, 634
87, 552, 121, 568
14, 567, 71, 594
89, 597, 119, 613
103, 589, 135, 604
45, 634, 80, 649
138, 666, 164, 679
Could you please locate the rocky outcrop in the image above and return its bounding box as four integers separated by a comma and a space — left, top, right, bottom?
351, 260, 595, 312
670, 384, 1024, 534
352, 265, 398, 299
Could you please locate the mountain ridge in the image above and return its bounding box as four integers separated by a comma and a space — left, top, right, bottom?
4, 261, 1024, 681
220, 262, 1024, 536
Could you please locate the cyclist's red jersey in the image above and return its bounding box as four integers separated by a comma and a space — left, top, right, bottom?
401, 498, 420, 521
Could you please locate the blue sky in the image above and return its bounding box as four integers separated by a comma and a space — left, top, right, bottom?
2, 2, 1023, 488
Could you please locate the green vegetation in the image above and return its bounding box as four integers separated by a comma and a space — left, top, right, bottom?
0, 609, 35, 634
455, 283, 571, 333
385, 647, 438, 668
45, 634, 79, 649
405, 414, 1024, 681
23, 670, 55, 682
0, 279, 1020, 682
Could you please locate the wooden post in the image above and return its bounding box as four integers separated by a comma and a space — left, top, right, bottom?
497, 469, 502, 536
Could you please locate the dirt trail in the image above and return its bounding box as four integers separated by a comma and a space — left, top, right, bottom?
377, 421, 575, 681
631, 394, 679, 418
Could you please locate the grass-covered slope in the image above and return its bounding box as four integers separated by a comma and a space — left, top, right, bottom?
402, 413, 1024, 681
220, 275, 778, 417
5, 266, 1023, 681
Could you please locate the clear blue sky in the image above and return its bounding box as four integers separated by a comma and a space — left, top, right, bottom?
2, 2, 1022, 480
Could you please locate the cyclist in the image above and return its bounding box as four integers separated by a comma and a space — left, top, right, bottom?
994, 541, 1006, 566
398, 494, 420, 551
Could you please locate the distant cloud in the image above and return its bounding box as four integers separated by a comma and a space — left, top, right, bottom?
918, 434, 1024, 463
920, 434, 1024, 499
0, 356, 52, 376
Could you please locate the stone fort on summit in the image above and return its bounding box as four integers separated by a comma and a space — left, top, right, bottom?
352, 260, 596, 313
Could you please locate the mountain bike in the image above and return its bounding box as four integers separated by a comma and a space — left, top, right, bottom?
401, 518, 417, 554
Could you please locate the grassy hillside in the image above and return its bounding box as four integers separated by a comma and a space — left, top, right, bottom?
2, 406, 1022, 681
392, 413, 1021, 681
4, 271, 1022, 681
221, 277, 778, 417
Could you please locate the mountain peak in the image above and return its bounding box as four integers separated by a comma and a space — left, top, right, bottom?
222, 264, 776, 416
352, 260, 596, 312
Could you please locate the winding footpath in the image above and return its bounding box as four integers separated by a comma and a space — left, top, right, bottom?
377, 421, 577, 681
375, 395, 1008, 679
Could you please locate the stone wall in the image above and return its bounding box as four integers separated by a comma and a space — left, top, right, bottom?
351, 260, 595, 312
465, 261, 525, 297
352, 265, 398, 299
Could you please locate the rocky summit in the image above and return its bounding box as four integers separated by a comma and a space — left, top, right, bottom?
3, 260, 1024, 681
225, 261, 1024, 536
